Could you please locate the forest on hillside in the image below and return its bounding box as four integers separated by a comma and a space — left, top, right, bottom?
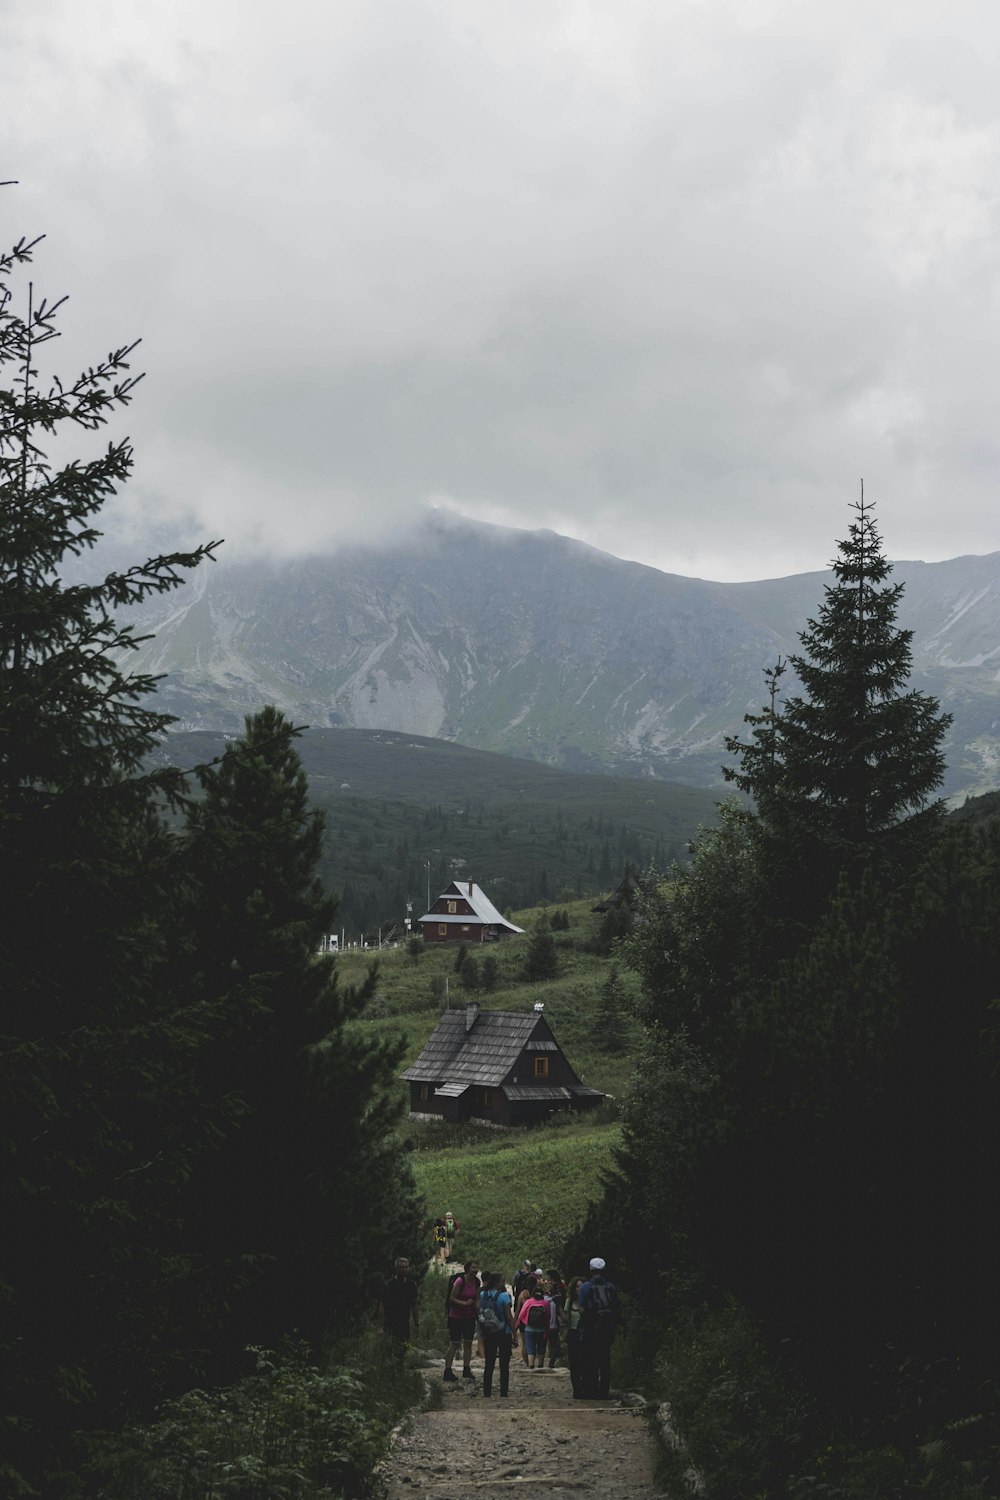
159, 726, 721, 938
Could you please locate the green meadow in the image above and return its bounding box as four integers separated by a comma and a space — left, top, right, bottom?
337, 897, 635, 1282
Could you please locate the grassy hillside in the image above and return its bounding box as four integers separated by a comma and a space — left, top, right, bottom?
160, 727, 720, 937
338, 897, 635, 1283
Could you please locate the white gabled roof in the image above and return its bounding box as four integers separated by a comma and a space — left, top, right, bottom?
419, 881, 524, 934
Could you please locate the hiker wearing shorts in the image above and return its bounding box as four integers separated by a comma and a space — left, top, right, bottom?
513, 1274, 536, 1366
516, 1285, 551, 1370
443, 1259, 480, 1382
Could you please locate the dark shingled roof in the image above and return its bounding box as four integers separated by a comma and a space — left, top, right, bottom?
402, 1007, 544, 1088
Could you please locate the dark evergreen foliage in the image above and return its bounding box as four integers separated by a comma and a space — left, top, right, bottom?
461, 953, 480, 992
724, 493, 950, 931
173, 707, 424, 1363
480, 953, 500, 992
523, 913, 559, 982
0, 226, 219, 1489
593, 966, 629, 1053
588, 500, 1000, 1492
0, 223, 423, 1493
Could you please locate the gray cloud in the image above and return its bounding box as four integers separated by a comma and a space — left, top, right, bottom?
5, 0, 1000, 580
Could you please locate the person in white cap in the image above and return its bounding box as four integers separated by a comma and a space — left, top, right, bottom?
578, 1256, 619, 1399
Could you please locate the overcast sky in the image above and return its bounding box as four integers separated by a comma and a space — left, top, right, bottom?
5, 1, 1000, 582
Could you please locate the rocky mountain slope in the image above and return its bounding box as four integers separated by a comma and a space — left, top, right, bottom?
128, 514, 1000, 800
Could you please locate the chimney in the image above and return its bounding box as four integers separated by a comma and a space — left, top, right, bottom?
465, 1001, 480, 1032
468, 879, 474, 896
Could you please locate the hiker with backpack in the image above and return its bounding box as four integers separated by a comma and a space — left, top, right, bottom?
512, 1274, 537, 1367
516, 1282, 552, 1370
578, 1256, 620, 1400
477, 1271, 516, 1397
442, 1259, 480, 1382
443, 1210, 459, 1260
511, 1258, 533, 1299
432, 1218, 449, 1265
544, 1269, 566, 1368
564, 1275, 586, 1398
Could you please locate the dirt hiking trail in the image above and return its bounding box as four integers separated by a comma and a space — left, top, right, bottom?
379, 1355, 666, 1499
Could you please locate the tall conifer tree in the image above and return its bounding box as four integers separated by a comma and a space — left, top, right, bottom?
725, 490, 950, 923
0, 222, 218, 1487
175, 707, 422, 1357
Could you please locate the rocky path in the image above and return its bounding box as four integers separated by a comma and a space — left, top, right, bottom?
379, 1356, 667, 1499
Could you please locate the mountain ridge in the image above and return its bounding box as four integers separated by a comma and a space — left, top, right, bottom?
128, 514, 1000, 800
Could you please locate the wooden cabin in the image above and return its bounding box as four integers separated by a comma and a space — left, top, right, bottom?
419, 879, 524, 944
402, 1003, 604, 1127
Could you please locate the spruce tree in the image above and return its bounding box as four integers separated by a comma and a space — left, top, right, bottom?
594, 966, 629, 1053
599, 502, 996, 1486
523, 913, 558, 981
175, 708, 423, 1358
725, 492, 950, 920
0, 222, 218, 1487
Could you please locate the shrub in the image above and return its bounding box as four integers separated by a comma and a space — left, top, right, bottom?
654, 1301, 812, 1500
89, 1343, 401, 1500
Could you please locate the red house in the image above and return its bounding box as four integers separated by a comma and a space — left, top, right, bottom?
419, 879, 524, 944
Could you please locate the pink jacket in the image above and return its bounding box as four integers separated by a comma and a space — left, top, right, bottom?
516, 1295, 549, 1329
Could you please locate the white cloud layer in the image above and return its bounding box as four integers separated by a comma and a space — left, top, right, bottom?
5, 0, 1000, 579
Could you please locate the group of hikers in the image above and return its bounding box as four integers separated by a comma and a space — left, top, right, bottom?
380, 1252, 620, 1401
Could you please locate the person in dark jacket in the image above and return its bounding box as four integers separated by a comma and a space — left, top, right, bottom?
578, 1256, 620, 1399
380, 1258, 418, 1351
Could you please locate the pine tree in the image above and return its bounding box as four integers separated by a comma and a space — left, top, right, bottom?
597, 502, 994, 1483
594, 966, 629, 1053
523, 913, 559, 982
175, 708, 422, 1358
0, 222, 218, 1486
725, 492, 950, 918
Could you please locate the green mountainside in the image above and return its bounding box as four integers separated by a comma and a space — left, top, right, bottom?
160, 726, 720, 936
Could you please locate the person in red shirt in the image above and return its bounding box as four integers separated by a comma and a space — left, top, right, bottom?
443, 1259, 480, 1382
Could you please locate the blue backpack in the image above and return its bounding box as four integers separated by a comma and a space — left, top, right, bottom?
478, 1289, 506, 1335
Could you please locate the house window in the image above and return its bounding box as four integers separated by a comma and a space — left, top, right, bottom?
419, 1084, 429, 1101
475, 1086, 492, 1109
533, 1056, 549, 1079
447, 900, 457, 913
438, 924, 447, 936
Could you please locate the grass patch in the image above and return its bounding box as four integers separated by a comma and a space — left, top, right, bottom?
340, 897, 643, 1104
408, 1119, 621, 1280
